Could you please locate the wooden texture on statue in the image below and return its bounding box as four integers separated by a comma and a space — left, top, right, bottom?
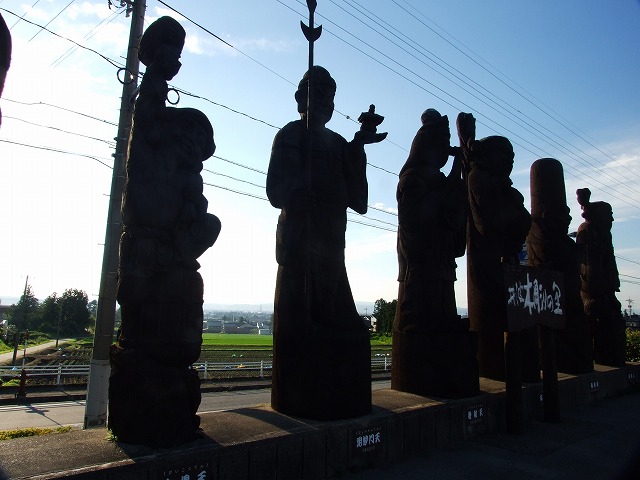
459, 114, 536, 382
109, 17, 221, 447
391, 109, 478, 398
528, 159, 593, 374
266, 66, 386, 419
576, 188, 626, 367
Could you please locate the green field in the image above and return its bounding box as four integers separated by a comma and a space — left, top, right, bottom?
202, 333, 393, 347
202, 333, 273, 347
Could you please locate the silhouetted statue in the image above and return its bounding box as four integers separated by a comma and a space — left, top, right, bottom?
391, 109, 478, 397
0, 13, 12, 126
267, 66, 386, 419
109, 16, 221, 447
576, 188, 625, 366
459, 113, 535, 381
528, 159, 593, 373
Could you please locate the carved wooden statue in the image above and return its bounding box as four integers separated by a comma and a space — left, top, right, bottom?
459, 113, 536, 381
109, 16, 221, 447
527, 159, 593, 373
391, 109, 478, 397
267, 66, 385, 419
0, 13, 11, 126
576, 188, 626, 366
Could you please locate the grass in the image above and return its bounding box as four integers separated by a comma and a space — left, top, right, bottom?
0, 426, 72, 441
202, 333, 273, 347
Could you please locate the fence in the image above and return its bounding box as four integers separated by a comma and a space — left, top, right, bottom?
0, 357, 392, 385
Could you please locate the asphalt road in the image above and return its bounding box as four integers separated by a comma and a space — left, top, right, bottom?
0, 381, 392, 431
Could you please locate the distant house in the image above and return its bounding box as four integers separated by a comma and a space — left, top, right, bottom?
256, 322, 272, 335
361, 315, 377, 332
0, 302, 10, 320
625, 314, 640, 329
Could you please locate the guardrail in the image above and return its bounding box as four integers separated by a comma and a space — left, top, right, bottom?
0, 357, 392, 385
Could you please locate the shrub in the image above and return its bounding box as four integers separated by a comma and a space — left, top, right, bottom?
0, 426, 71, 441
626, 328, 640, 362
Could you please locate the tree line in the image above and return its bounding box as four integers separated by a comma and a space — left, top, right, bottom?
373, 298, 397, 334
3, 285, 95, 339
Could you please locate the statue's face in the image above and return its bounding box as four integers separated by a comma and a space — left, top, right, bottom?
156, 44, 182, 80
297, 82, 335, 126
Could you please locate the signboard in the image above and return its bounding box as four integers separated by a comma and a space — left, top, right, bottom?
464, 402, 486, 427
162, 461, 212, 480
503, 265, 566, 332
352, 426, 383, 456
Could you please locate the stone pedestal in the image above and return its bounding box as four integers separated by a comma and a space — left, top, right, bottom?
391, 322, 479, 398
271, 325, 371, 420
109, 346, 201, 447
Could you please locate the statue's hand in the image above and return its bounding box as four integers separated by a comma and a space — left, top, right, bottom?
353, 130, 388, 145
456, 112, 475, 147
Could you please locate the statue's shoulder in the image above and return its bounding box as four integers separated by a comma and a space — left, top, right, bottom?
275, 120, 305, 145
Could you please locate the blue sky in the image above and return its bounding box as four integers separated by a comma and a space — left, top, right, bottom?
0, 0, 639, 313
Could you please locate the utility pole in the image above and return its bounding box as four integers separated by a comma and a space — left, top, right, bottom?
11, 276, 28, 366
84, 0, 146, 429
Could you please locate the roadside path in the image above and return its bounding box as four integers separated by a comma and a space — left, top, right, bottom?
0, 339, 70, 366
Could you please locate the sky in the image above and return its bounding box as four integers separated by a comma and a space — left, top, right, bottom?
0, 0, 639, 314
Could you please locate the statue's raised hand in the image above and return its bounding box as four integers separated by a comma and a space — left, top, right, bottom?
353, 130, 388, 145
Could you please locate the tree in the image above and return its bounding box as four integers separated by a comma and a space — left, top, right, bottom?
373, 298, 397, 334
88, 299, 98, 317
58, 289, 92, 337
36, 293, 61, 334
7, 284, 39, 332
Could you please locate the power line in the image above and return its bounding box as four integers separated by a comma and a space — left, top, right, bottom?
51, 7, 124, 68
203, 168, 265, 190
2, 98, 118, 126
28, 0, 74, 42
0, 7, 125, 70
3, 115, 116, 147
8, 0, 42, 29
340, 0, 640, 198
280, 1, 640, 209
0, 138, 113, 169
170, 86, 281, 130
617, 256, 640, 267
390, 0, 640, 188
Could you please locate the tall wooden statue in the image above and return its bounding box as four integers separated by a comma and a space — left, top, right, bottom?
109, 17, 221, 447
528, 159, 593, 374
392, 109, 478, 397
576, 188, 626, 366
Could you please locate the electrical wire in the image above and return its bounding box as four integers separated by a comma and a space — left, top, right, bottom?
0, 138, 113, 169
3, 115, 116, 147
2, 98, 118, 126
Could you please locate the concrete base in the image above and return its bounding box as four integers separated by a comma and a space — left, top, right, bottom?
391, 329, 479, 398
0, 363, 638, 479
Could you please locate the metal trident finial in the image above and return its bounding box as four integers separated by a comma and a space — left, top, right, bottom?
301, 0, 322, 70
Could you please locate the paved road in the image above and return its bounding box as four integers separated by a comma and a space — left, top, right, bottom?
0, 381, 392, 431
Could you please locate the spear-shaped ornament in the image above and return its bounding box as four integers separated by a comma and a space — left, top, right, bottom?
301, 0, 322, 131
301, 0, 322, 71
300, 1, 322, 323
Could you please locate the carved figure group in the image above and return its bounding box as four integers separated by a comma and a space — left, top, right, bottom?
108, 8, 629, 450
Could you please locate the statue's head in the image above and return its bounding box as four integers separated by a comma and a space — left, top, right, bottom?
475, 135, 514, 176
139, 16, 186, 79
295, 66, 336, 127
577, 188, 613, 228
417, 109, 450, 169
530, 158, 571, 234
